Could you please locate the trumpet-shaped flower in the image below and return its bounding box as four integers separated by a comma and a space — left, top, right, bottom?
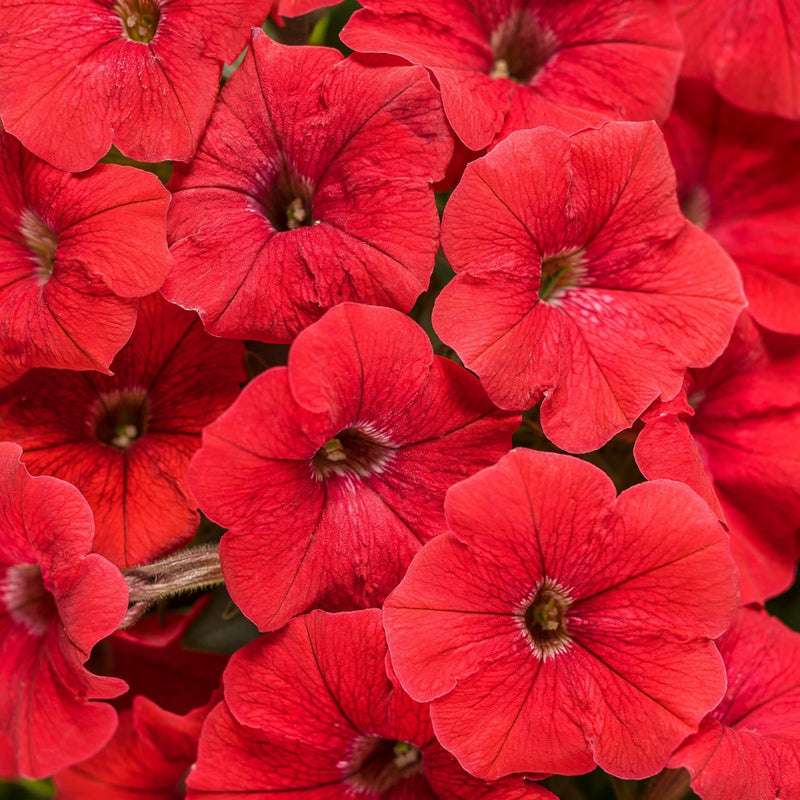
433, 122, 745, 452
0, 443, 128, 778
384, 449, 739, 779
189, 303, 518, 631
0, 294, 245, 567
165, 34, 452, 343
0, 0, 272, 170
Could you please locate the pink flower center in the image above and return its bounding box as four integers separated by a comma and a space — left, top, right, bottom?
258, 170, 316, 232
680, 185, 711, 229
539, 247, 585, 304
312, 425, 395, 481
19, 209, 58, 283
340, 736, 424, 794
489, 10, 557, 83
520, 577, 573, 660
1, 564, 57, 637
89, 388, 151, 449
114, 0, 161, 43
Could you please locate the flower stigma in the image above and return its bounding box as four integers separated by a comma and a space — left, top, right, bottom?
256, 169, 315, 232
519, 577, 573, 660
312, 424, 396, 481
539, 247, 586, 305
489, 10, 557, 83
680, 185, 711, 229
20, 209, 58, 282
340, 736, 424, 793
114, 0, 162, 43
89, 388, 151, 450
286, 197, 310, 229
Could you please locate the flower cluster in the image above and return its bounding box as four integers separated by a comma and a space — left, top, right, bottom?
0, 1, 798, 799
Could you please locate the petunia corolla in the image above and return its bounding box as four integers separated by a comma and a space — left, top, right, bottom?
0, 443, 128, 779
634, 312, 800, 604
663, 79, 800, 335
433, 122, 745, 452
0, 294, 245, 568
0, 0, 272, 171
384, 449, 739, 780
189, 303, 519, 631
165, 33, 452, 343
341, 0, 682, 151
669, 606, 800, 800
674, 0, 800, 120
187, 609, 553, 798
55, 694, 212, 800
0, 132, 171, 386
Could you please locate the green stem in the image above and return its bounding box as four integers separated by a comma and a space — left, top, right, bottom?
308, 11, 330, 46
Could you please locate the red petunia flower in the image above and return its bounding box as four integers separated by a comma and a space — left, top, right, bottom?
164, 32, 452, 343
102, 601, 229, 716
341, 0, 682, 151
0, 293, 246, 568
187, 609, 553, 799
0, 443, 129, 779
0, 132, 171, 386
384, 449, 739, 780
0, 0, 272, 171
663, 79, 800, 335
633, 312, 800, 604
674, 0, 800, 120
668, 606, 800, 800
55, 694, 212, 799
189, 303, 519, 631
276, 0, 334, 16
432, 122, 745, 453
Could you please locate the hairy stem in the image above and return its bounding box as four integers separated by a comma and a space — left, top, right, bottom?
120, 544, 224, 627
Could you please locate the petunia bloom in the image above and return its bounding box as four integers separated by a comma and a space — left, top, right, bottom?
0, 132, 171, 386
187, 609, 553, 799
189, 303, 519, 631
668, 606, 800, 800
165, 33, 452, 343
276, 0, 335, 16
0, 0, 272, 171
432, 122, 745, 452
663, 79, 800, 335
341, 0, 682, 151
0, 443, 129, 779
674, 0, 800, 120
633, 312, 800, 604
384, 449, 739, 780
55, 694, 212, 800
0, 293, 246, 568
102, 601, 229, 716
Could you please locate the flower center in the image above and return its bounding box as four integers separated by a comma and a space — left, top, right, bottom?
20, 209, 58, 282
258, 169, 315, 233
680, 185, 711, 229
89, 388, 151, 449
1, 564, 57, 637
538, 247, 585, 304
688, 389, 706, 410
520, 577, 572, 660
114, 0, 161, 43
340, 737, 424, 794
489, 9, 556, 83
312, 425, 395, 481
